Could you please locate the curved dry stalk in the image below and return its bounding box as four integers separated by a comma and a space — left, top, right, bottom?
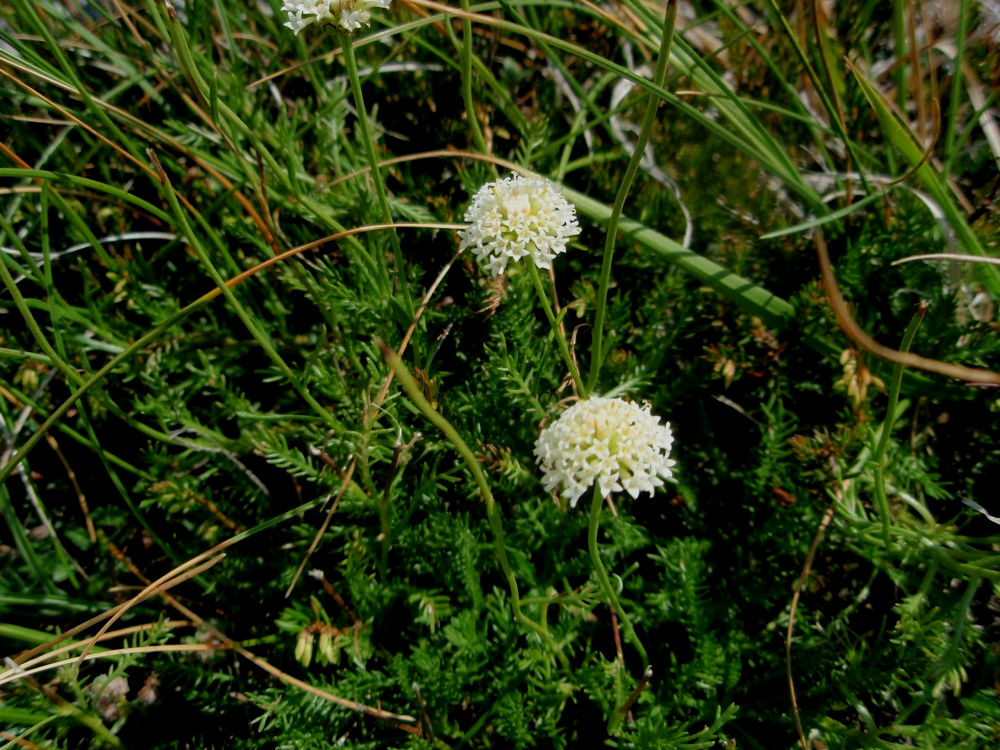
0, 139, 33, 171
7, 557, 222, 671
3, 644, 223, 687
816, 229, 1000, 385
233, 644, 419, 729
6, 621, 194, 681
322, 148, 523, 190
5, 538, 421, 735
147, 564, 422, 729
75, 554, 226, 666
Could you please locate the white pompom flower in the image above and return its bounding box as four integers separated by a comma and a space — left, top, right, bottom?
281, 0, 391, 35
458, 173, 580, 277
534, 397, 675, 507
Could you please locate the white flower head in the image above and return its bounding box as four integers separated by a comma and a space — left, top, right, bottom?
534, 397, 675, 507
281, 0, 391, 35
459, 173, 580, 277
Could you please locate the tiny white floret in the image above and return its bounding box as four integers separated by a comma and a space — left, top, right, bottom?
534, 397, 675, 507
281, 0, 391, 35
459, 173, 580, 277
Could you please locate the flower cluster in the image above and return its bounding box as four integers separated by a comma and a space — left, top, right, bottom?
534, 397, 675, 507
281, 0, 391, 34
459, 173, 580, 277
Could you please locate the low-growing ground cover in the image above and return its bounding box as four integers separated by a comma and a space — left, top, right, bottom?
1, 1, 998, 748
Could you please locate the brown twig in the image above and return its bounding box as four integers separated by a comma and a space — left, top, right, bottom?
610, 606, 625, 661
787, 502, 835, 750
0, 139, 35, 171
816, 229, 1000, 385
316, 572, 362, 626
412, 682, 436, 741
8, 620, 194, 681
615, 666, 653, 724
283, 463, 356, 597
76, 554, 226, 666
43, 433, 95, 542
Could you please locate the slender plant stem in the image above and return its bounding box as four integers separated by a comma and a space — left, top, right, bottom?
872, 303, 926, 547
459, 0, 491, 164
527, 263, 584, 396
587, 0, 677, 394
0, 230, 80, 388
587, 485, 648, 670
340, 32, 414, 316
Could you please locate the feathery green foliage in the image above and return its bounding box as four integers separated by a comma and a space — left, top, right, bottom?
1, 1, 998, 748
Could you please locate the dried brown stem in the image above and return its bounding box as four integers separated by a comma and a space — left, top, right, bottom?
787, 502, 835, 750
816, 229, 1000, 385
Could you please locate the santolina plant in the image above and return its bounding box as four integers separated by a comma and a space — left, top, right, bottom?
455, 169, 675, 688
281, 0, 391, 33
536, 396, 676, 682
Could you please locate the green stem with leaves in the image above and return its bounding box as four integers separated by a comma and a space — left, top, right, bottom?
380, 341, 568, 669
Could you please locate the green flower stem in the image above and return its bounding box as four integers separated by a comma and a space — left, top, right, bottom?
872, 304, 926, 547
379, 341, 568, 669
587, 0, 677, 394
458, 0, 491, 164
58, 703, 124, 749
340, 32, 414, 316
587, 485, 648, 669
527, 262, 584, 396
